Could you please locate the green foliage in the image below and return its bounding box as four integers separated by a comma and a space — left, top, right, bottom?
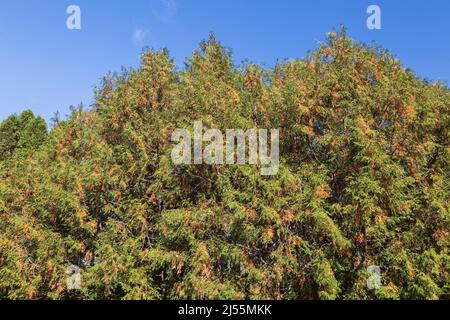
0, 30, 449, 300
0, 110, 48, 161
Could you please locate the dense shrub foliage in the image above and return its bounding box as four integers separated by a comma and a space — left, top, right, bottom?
0, 31, 449, 300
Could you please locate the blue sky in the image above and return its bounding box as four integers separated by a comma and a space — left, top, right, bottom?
1, 0, 449, 121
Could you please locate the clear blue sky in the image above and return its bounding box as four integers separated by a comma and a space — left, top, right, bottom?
1, 0, 449, 121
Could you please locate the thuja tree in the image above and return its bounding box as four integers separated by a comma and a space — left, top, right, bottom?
0, 30, 448, 300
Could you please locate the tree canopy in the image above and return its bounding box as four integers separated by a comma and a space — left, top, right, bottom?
0, 30, 449, 300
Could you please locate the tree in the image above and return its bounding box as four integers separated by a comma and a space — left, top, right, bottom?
0, 30, 448, 300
